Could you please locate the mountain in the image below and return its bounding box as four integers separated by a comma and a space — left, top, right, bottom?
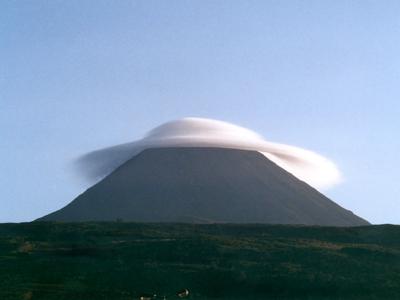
38, 147, 369, 226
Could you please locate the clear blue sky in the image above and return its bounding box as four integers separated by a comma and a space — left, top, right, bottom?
1, 1, 400, 224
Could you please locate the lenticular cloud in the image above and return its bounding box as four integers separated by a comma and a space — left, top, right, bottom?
77, 118, 341, 190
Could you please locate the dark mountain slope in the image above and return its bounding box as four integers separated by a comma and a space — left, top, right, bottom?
38, 147, 368, 226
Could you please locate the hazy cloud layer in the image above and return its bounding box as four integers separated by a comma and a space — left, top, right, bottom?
77, 118, 341, 190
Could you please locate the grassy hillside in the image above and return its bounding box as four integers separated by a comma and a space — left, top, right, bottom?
1, 222, 400, 300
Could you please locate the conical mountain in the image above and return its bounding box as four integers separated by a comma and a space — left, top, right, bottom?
38, 147, 369, 226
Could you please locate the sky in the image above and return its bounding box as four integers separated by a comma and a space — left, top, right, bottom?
1, 1, 400, 224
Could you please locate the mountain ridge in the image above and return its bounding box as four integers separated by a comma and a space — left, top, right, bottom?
38, 147, 368, 226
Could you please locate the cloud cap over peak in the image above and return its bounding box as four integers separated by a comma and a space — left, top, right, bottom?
77, 117, 341, 190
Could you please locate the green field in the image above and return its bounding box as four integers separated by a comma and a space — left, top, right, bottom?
1, 222, 400, 300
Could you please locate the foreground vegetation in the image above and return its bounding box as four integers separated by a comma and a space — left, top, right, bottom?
1, 222, 400, 299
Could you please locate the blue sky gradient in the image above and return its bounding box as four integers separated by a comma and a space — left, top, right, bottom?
1, 1, 400, 223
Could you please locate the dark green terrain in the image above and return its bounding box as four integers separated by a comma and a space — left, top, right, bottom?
1, 222, 400, 300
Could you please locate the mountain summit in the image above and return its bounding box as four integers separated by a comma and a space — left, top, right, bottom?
38, 147, 368, 226
78, 118, 341, 190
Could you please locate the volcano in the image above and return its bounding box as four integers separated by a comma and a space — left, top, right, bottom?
38, 147, 368, 226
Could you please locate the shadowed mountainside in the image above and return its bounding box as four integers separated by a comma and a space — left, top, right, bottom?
39, 147, 368, 226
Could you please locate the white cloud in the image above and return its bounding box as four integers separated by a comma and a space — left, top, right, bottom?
77, 117, 341, 190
